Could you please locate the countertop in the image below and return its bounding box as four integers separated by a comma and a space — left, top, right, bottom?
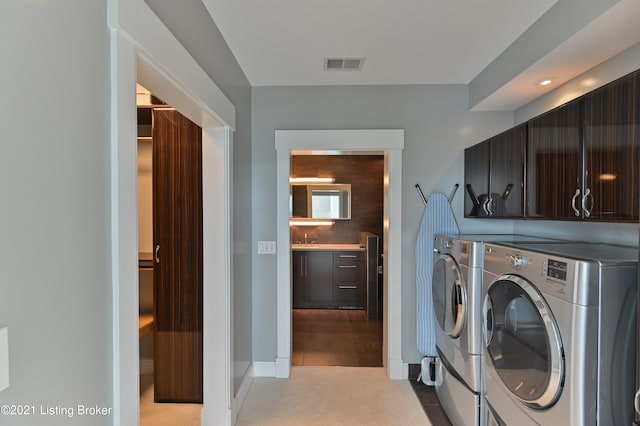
291, 243, 364, 251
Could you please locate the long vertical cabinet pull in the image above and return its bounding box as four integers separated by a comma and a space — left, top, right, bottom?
571, 189, 581, 216
155, 244, 160, 263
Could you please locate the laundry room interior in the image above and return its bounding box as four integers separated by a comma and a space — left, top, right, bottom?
12, 2, 640, 426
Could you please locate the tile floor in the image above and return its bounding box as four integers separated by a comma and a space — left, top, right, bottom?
292, 309, 383, 367
236, 366, 431, 426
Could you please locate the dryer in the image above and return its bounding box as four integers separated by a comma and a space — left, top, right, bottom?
432, 234, 564, 426
482, 242, 637, 426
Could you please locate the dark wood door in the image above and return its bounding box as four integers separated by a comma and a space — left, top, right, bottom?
464, 140, 490, 217
527, 99, 583, 219
153, 108, 203, 403
489, 123, 526, 218
584, 70, 640, 221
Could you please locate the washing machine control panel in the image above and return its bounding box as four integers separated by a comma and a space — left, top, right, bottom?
545, 259, 568, 282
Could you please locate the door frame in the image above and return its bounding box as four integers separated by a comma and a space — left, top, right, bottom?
275, 129, 405, 379
108, 1, 235, 425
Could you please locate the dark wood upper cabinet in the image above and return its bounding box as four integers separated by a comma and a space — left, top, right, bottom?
527, 98, 583, 219
466, 68, 640, 222
464, 124, 526, 218
464, 141, 490, 217
583, 70, 640, 222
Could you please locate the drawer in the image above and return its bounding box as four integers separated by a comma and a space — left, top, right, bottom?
334, 281, 363, 308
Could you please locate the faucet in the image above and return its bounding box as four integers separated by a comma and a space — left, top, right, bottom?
304, 233, 308, 244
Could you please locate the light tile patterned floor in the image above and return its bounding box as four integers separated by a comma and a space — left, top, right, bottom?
236, 367, 431, 426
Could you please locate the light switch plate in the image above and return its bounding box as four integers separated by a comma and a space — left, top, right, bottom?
0, 327, 8, 392
258, 241, 277, 254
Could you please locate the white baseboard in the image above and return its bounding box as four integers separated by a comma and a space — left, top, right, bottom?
252, 362, 276, 377
387, 357, 406, 380
231, 363, 254, 424
139, 358, 153, 375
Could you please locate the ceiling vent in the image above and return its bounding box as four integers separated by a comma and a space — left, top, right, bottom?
324, 57, 364, 71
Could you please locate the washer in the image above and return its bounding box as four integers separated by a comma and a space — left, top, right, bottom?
432, 234, 564, 426
482, 242, 637, 426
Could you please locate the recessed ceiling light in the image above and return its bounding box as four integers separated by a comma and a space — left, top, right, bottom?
538, 78, 554, 86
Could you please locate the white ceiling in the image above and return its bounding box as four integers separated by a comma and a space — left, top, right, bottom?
201, 0, 640, 110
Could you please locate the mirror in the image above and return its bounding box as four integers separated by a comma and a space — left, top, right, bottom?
290, 184, 351, 219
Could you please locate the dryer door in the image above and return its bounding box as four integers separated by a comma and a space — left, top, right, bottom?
483, 274, 564, 409
432, 255, 466, 338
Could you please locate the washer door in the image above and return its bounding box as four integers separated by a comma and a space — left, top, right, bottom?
432, 255, 466, 338
483, 274, 564, 409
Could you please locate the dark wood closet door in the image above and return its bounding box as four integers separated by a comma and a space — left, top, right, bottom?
153, 108, 203, 403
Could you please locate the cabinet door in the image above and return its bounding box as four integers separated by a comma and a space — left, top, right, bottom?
293, 251, 333, 308
489, 123, 526, 218
334, 252, 364, 308
464, 141, 490, 217
527, 99, 583, 219
153, 109, 203, 403
584, 70, 640, 221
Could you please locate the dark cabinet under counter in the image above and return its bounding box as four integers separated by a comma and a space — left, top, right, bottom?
292, 248, 364, 309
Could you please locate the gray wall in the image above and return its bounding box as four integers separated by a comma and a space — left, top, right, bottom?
145, 0, 253, 393
251, 85, 515, 364
0, 1, 112, 424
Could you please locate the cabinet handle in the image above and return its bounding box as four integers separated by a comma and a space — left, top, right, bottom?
339, 285, 357, 289
338, 265, 358, 268
339, 255, 358, 258
485, 197, 493, 216
581, 188, 593, 218
155, 244, 160, 264
571, 189, 581, 217
304, 255, 308, 277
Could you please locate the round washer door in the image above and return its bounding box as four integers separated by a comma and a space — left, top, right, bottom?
432, 255, 466, 338
483, 274, 564, 409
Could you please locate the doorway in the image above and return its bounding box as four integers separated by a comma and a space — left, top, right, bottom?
111, 5, 234, 425
275, 129, 405, 379
290, 153, 384, 367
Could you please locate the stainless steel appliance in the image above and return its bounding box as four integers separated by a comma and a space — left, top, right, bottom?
482, 242, 637, 426
432, 234, 565, 426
